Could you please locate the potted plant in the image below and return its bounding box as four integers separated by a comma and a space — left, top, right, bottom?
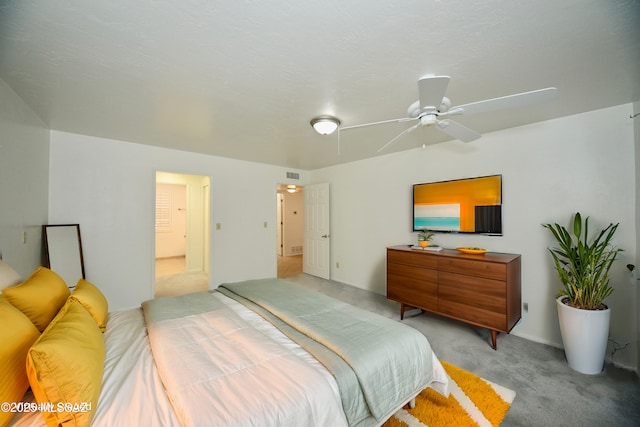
417, 229, 434, 249
542, 212, 622, 374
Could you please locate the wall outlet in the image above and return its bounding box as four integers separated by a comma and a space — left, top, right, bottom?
215, 223, 221, 230
523, 302, 529, 313
336, 262, 340, 269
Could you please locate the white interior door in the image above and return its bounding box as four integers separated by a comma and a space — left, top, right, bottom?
276, 193, 283, 256
303, 182, 330, 279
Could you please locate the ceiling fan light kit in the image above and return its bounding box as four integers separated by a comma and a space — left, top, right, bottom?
310, 116, 341, 135
338, 75, 557, 152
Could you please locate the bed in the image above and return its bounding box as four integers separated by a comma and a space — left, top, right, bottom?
1, 261, 448, 427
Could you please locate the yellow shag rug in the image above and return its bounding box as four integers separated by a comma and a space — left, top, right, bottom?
383, 361, 516, 427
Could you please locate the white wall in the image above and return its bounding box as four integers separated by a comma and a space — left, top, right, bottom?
48, 131, 306, 310
0, 78, 49, 278
310, 104, 638, 370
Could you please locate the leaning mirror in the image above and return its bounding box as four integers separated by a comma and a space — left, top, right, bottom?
43, 224, 85, 289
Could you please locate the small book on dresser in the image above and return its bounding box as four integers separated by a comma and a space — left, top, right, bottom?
410, 245, 444, 251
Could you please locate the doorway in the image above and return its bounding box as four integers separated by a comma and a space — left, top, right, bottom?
155, 171, 211, 297
276, 184, 303, 277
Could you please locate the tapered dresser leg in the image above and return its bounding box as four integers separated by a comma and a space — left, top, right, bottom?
490, 330, 498, 350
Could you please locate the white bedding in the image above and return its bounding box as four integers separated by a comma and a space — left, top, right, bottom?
10, 291, 447, 427
145, 292, 349, 427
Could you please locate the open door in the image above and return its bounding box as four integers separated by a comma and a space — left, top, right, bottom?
303, 183, 330, 279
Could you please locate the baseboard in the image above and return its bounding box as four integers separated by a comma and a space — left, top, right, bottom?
511, 331, 562, 349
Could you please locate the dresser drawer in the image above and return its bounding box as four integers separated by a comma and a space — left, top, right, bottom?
438, 299, 507, 331
387, 263, 438, 311
388, 249, 437, 269
387, 262, 437, 282
387, 273, 437, 311
438, 271, 506, 314
438, 257, 507, 280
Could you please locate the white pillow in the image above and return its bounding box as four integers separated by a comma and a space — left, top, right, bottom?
0, 260, 21, 291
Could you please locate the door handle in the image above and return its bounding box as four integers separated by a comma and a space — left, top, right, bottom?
321, 234, 329, 238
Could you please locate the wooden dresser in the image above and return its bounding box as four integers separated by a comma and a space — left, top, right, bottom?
386, 245, 521, 349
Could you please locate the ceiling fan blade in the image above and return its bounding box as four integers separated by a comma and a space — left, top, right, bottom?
418, 75, 450, 111
377, 123, 420, 152
453, 87, 557, 115
436, 119, 481, 143
341, 117, 414, 131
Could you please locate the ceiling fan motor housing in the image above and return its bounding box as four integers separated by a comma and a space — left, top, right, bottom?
408, 96, 451, 119
420, 114, 438, 127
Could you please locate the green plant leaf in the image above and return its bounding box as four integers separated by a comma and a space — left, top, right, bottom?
573, 212, 582, 239
543, 212, 622, 310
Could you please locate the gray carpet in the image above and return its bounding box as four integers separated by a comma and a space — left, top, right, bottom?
286, 274, 640, 427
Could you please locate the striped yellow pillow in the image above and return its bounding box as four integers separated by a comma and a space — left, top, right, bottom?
3, 267, 70, 331
0, 296, 41, 427
70, 279, 109, 332
26, 299, 105, 427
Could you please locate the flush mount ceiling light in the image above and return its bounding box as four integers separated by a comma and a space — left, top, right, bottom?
310, 115, 341, 135
286, 185, 297, 193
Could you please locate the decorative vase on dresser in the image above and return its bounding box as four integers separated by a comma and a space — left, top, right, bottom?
386, 245, 521, 350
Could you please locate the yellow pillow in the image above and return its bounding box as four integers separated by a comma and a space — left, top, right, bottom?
26, 299, 105, 427
70, 278, 109, 332
0, 296, 41, 427
3, 267, 70, 331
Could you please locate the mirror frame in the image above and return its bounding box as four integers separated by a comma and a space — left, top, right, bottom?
43, 224, 85, 288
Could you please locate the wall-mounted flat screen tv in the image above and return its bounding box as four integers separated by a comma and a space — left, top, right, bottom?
413, 174, 502, 235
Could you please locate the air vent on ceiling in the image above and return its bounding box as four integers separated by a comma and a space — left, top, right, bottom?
286, 172, 300, 180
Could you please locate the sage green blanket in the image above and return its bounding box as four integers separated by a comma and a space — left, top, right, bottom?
218, 278, 435, 426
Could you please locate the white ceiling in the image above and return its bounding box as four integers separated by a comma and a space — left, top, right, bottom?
1, 0, 639, 170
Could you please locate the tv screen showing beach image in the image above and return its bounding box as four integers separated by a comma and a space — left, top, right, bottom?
414, 203, 461, 231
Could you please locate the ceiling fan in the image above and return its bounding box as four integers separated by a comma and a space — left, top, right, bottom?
341, 75, 557, 152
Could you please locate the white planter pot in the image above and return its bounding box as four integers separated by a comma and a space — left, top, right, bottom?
556, 296, 610, 375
